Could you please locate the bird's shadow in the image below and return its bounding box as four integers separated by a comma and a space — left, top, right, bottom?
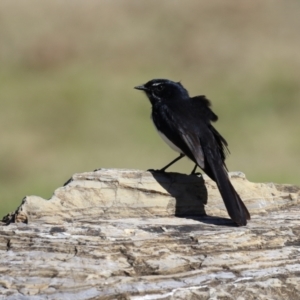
149, 170, 236, 227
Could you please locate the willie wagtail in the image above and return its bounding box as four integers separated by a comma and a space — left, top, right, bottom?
134, 79, 250, 226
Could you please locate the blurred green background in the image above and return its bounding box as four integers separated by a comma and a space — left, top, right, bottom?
1, 1, 300, 216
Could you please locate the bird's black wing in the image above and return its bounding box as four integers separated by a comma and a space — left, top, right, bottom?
191, 95, 229, 163
180, 132, 205, 168
152, 102, 205, 168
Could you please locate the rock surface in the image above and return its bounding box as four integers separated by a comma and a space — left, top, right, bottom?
0, 169, 300, 299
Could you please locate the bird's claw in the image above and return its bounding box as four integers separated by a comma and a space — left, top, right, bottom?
147, 168, 166, 173
191, 172, 202, 176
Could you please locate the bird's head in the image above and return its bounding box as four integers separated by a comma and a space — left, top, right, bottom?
134, 79, 189, 104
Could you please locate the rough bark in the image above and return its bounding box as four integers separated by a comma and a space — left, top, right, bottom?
1, 169, 299, 299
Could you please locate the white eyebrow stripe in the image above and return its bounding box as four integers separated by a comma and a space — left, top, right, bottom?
152, 83, 162, 86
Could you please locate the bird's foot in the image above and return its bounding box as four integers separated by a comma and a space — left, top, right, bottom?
191, 172, 202, 176
147, 168, 166, 173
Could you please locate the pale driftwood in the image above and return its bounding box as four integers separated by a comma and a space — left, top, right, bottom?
0, 169, 300, 299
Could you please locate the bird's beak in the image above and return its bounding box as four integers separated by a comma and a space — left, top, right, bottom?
134, 85, 148, 91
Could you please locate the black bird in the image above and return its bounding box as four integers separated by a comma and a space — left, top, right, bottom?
134, 79, 250, 226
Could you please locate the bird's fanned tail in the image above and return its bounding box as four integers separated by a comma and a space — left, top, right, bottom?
204, 151, 250, 226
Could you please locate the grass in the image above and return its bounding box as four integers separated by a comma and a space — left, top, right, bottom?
0, 1, 300, 216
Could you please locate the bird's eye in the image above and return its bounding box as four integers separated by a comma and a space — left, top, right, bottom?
156, 84, 164, 91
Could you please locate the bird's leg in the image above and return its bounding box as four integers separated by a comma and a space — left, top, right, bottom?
160, 153, 185, 171
190, 164, 197, 174
148, 153, 185, 173
190, 164, 202, 176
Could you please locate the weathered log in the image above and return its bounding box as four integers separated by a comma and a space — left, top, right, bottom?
1, 169, 299, 299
